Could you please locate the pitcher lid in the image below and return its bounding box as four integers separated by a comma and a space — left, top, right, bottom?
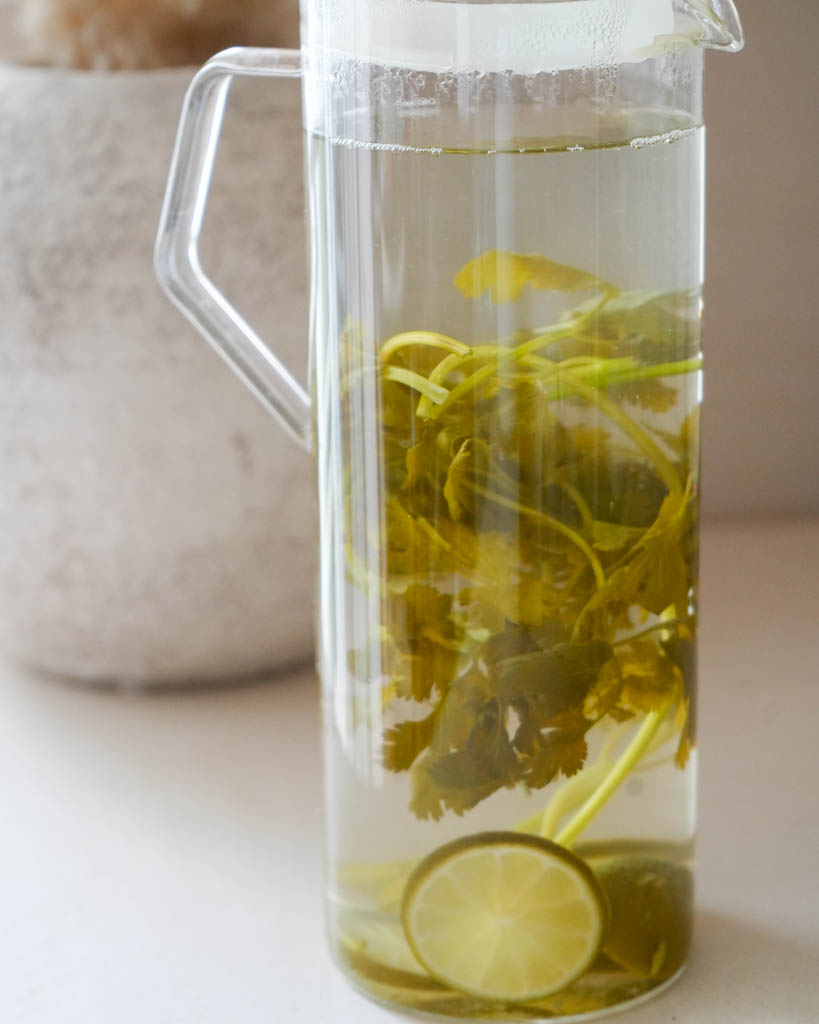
307, 0, 743, 74
309, 0, 675, 75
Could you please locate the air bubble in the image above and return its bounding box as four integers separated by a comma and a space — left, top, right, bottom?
630, 127, 698, 149
326, 137, 444, 156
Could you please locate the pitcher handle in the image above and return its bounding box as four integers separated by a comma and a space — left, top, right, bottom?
155, 48, 312, 451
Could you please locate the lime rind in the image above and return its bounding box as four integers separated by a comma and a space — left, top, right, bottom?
401, 831, 607, 1004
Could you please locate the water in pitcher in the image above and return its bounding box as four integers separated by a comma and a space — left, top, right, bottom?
310, 84, 704, 1019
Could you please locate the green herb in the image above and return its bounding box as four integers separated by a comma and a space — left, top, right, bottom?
453, 249, 612, 303
344, 249, 700, 842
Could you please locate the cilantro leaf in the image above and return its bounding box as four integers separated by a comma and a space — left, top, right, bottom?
590, 289, 702, 364
362, 249, 701, 825
591, 520, 644, 552
616, 639, 682, 715
417, 699, 521, 816
610, 377, 679, 413
383, 713, 439, 772
443, 437, 521, 528
385, 585, 463, 701
664, 632, 697, 767
525, 729, 589, 788
454, 250, 609, 304
495, 641, 613, 709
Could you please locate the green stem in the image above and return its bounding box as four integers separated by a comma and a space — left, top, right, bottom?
516, 715, 643, 838
417, 326, 572, 421
536, 760, 612, 840
417, 350, 697, 501
413, 352, 470, 415
471, 483, 607, 589
524, 354, 636, 381
383, 366, 449, 405
605, 357, 703, 387
553, 694, 675, 848
380, 331, 473, 363
420, 297, 612, 422
540, 356, 702, 398
556, 368, 683, 497
558, 479, 595, 531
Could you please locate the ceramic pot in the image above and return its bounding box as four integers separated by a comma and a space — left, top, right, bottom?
0, 61, 315, 685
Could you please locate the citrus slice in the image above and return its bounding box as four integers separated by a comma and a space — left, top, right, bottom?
596, 857, 693, 980
401, 831, 607, 1004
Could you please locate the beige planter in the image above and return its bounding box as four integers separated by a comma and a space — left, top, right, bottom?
0, 61, 315, 685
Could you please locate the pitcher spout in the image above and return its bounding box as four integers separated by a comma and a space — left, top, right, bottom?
675, 0, 745, 52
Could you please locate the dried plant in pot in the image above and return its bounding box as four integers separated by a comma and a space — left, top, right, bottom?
0, 0, 316, 686
17, 0, 301, 70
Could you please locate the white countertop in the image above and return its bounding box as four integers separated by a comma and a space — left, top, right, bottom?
2, 519, 818, 1024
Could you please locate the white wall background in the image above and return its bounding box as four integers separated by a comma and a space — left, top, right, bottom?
704, 0, 819, 521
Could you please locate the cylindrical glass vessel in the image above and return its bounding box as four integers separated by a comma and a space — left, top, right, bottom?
156, 2, 745, 1020
311, 13, 704, 1022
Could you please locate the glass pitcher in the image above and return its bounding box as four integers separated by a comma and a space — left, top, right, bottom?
156, 1, 744, 1018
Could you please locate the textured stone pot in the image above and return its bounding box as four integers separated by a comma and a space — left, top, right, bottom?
0, 61, 315, 685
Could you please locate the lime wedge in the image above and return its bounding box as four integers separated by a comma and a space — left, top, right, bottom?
402, 831, 607, 1003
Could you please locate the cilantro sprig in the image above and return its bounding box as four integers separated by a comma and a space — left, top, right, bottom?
345, 250, 700, 842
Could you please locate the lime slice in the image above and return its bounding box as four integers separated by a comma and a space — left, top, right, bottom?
402, 831, 607, 1004
596, 857, 693, 980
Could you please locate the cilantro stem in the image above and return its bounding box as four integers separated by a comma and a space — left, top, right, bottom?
551, 693, 675, 848
605, 357, 702, 387
540, 357, 702, 399
558, 479, 595, 531
383, 366, 449, 405
557, 368, 683, 497
534, 723, 629, 838
524, 354, 635, 380
416, 326, 575, 421
414, 352, 471, 417
420, 300, 610, 422
470, 483, 606, 589
380, 331, 473, 364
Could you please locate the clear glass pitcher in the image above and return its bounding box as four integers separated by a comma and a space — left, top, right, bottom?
156, 2, 744, 1018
